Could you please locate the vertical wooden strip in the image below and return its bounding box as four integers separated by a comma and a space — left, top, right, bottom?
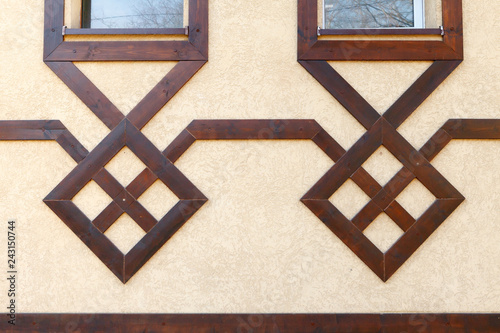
43, 0, 64, 59
81, 0, 91, 28
297, 0, 318, 58
442, 0, 463, 57
188, 0, 209, 58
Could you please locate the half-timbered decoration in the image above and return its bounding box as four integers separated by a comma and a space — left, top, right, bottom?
0, 0, 499, 331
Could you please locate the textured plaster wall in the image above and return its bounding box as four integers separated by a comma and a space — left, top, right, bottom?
0, 0, 499, 313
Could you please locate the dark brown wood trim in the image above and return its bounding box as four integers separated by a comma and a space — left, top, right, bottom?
43, 0, 209, 62
186, 119, 322, 140
2, 313, 499, 332
188, 0, 209, 59
2, 118, 500, 283
442, 0, 464, 56
45, 41, 206, 62
127, 61, 206, 130
302, 198, 385, 280
46, 61, 124, 130
0, 120, 87, 162
45, 120, 127, 201
43, 199, 125, 280
43, 0, 64, 59
384, 60, 462, 129
298, 0, 463, 61
65, 28, 188, 36
299, 60, 379, 130
124, 199, 207, 282
300, 40, 460, 61
297, 0, 318, 58
319, 28, 443, 36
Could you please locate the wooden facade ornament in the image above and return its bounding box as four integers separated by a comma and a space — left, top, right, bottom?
0, 0, 499, 330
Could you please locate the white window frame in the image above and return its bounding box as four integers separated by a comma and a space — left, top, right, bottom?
323, 0, 425, 29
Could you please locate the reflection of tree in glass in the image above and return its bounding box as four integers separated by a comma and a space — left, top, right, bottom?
324, 0, 414, 29
90, 0, 183, 29
128, 0, 184, 28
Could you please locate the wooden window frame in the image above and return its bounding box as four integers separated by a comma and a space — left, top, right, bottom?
299, 0, 463, 60
43, 0, 207, 61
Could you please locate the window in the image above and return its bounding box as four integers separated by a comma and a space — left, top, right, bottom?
81, 0, 184, 29
323, 0, 424, 29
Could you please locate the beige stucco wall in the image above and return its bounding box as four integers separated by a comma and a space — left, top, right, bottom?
0, 0, 499, 313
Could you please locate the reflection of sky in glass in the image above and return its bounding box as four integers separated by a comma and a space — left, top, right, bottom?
324, 0, 414, 29
91, 0, 136, 28
90, 0, 183, 28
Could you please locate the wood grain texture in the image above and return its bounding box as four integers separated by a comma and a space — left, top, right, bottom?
0, 120, 87, 162
44, 0, 209, 62
298, 0, 463, 61
189, 0, 209, 58
187, 119, 322, 140
45, 41, 206, 62
43, 0, 63, 59
2, 116, 500, 284
302, 199, 385, 280
4, 313, 500, 332
45, 121, 126, 200
299, 60, 379, 130
300, 40, 460, 61
384, 60, 462, 128
303, 120, 383, 200
127, 61, 206, 129
43, 200, 125, 281
45, 62, 124, 130
124, 199, 207, 282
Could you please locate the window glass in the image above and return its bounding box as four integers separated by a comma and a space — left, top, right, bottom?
324, 0, 424, 29
85, 0, 184, 29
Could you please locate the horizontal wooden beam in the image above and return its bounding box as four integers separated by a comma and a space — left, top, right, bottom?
5, 313, 499, 332
45, 41, 206, 61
